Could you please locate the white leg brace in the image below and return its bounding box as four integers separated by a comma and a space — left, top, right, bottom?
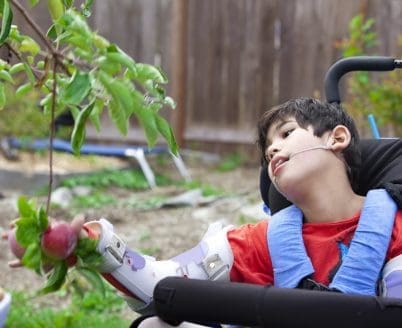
88, 219, 234, 313
381, 255, 402, 298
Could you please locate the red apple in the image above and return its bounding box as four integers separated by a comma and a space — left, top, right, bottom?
41, 221, 78, 260
8, 228, 26, 259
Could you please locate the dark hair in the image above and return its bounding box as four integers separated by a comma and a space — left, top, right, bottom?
257, 97, 361, 191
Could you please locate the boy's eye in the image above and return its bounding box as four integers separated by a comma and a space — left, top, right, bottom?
281, 128, 294, 138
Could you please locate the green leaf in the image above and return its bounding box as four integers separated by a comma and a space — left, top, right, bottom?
100, 51, 136, 75
39, 93, 52, 111
0, 70, 14, 83
97, 59, 121, 75
17, 196, 36, 218
81, 0, 93, 17
0, 83, 5, 109
9, 62, 25, 74
135, 63, 168, 84
98, 71, 134, 135
46, 24, 58, 39
62, 0, 73, 8
0, 59, 7, 70
93, 33, 109, 49
36, 206, 48, 232
23, 63, 36, 83
108, 99, 128, 135
77, 251, 104, 267
155, 114, 178, 155
63, 71, 91, 105
40, 260, 68, 294
0, 0, 13, 44
71, 100, 95, 155
47, 0, 65, 22
67, 35, 92, 51
75, 237, 103, 267
15, 82, 33, 97
21, 243, 41, 271
60, 9, 91, 38
98, 72, 133, 114
135, 107, 158, 147
89, 98, 104, 132
28, 0, 40, 6
19, 37, 40, 55
70, 105, 80, 119
15, 216, 40, 248
349, 14, 362, 31
75, 237, 98, 257
77, 267, 105, 295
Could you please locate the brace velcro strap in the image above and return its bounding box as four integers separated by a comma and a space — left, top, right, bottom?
201, 254, 229, 281
96, 218, 127, 273
330, 189, 397, 295
268, 205, 314, 288
381, 254, 402, 298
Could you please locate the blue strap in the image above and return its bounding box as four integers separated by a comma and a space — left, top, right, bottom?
330, 189, 397, 295
268, 205, 314, 288
268, 189, 397, 294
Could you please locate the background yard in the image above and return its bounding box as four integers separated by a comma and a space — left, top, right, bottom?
0, 149, 265, 326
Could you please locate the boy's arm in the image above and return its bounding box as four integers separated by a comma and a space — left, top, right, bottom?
86, 218, 235, 314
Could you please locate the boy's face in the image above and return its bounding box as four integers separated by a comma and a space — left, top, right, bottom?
265, 118, 333, 200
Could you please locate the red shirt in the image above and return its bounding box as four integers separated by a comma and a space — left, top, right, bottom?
228, 210, 402, 286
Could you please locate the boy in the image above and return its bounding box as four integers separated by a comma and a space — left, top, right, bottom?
7, 98, 402, 327
88, 98, 402, 326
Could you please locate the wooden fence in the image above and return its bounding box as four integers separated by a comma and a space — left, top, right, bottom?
14, 0, 402, 153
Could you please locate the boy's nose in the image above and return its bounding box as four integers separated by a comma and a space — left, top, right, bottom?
266, 145, 280, 161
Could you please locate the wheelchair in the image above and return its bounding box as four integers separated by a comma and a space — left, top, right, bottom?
147, 57, 402, 328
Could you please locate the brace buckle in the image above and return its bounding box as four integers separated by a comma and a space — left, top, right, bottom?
105, 234, 126, 264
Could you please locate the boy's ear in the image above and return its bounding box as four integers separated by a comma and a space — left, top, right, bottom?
328, 125, 351, 152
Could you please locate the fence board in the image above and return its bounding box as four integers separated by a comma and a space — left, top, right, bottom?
9, 0, 402, 149
367, 0, 402, 56
278, 0, 362, 102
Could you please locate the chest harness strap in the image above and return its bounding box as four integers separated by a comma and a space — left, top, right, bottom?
267, 189, 398, 295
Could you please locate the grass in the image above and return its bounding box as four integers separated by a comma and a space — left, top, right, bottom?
60, 168, 173, 190
180, 180, 227, 197
55, 167, 232, 211
5, 286, 131, 328
216, 153, 245, 172
71, 191, 117, 209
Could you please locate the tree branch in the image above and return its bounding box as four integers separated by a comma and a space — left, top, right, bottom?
4, 42, 41, 80
10, 0, 55, 53
46, 58, 58, 214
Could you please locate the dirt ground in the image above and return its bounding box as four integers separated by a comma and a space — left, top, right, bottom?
0, 149, 265, 320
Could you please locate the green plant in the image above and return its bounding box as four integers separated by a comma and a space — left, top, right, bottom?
123, 195, 166, 211
6, 286, 130, 328
60, 168, 173, 190
216, 153, 245, 172
181, 179, 227, 197
336, 14, 402, 135
71, 190, 116, 209
0, 0, 178, 214
13, 197, 103, 294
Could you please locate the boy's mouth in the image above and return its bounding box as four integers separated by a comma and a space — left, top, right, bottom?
271, 155, 289, 176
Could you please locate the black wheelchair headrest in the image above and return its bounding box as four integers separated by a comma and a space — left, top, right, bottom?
260, 138, 402, 214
